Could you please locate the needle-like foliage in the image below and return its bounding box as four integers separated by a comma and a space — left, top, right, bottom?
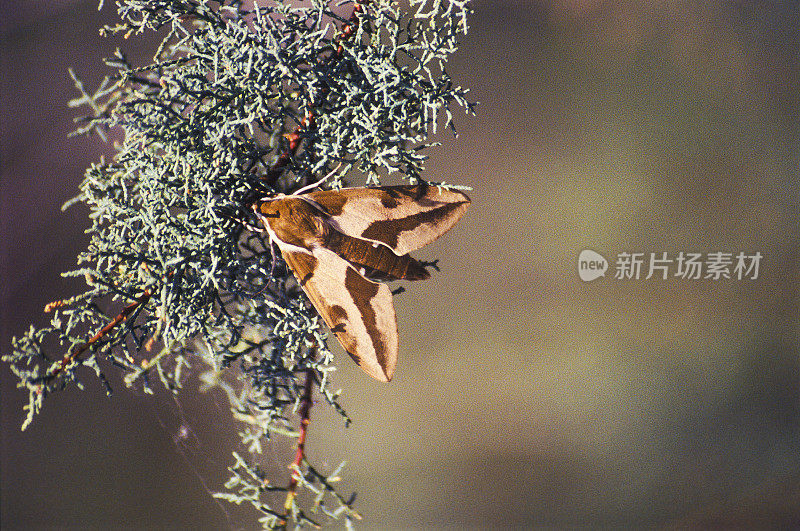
4, 0, 472, 527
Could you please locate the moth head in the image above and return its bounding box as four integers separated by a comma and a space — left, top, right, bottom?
256, 197, 281, 220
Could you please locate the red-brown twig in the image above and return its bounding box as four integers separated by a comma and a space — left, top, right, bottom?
335, 2, 363, 56
263, 2, 364, 188
275, 6, 364, 521
40, 289, 153, 389
264, 114, 315, 186
283, 365, 316, 516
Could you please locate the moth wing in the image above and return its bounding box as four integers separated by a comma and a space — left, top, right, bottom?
306, 184, 470, 255
281, 246, 398, 382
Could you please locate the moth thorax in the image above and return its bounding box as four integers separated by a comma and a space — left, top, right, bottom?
260, 198, 327, 248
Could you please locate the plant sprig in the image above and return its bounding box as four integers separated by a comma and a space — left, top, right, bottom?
4, 0, 472, 527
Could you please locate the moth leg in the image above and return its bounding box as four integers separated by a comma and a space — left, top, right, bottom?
240, 219, 265, 234
245, 202, 271, 234
268, 239, 279, 278
418, 258, 440, 272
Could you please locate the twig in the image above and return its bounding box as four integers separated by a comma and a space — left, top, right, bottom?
263, 114, 315, 186
273, 7, 364, 522
42, 288, 153, 387
283, 363, 316, 517
263, 2, 364, 188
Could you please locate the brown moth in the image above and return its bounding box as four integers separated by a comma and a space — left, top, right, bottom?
255, 182, 470, 381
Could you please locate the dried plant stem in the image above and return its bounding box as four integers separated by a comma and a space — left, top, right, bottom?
284, 364, 316, 518
41, 289, 153, 387
264, 2, 363, 188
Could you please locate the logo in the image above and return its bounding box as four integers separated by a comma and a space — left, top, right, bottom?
577, 250, 762, 282
578, 249, 608, 282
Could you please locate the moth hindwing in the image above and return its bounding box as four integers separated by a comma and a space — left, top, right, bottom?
256, 183, 470, 381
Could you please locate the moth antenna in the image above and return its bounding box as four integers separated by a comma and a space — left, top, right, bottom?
293, 162, 343, 195
243, 204, 270, 232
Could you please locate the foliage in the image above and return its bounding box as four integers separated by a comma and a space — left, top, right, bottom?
3, 0, 472, 526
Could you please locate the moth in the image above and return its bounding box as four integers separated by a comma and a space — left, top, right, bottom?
255, 182, 470, 381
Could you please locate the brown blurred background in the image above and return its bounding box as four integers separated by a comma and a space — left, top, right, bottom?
2, 1, 798, 528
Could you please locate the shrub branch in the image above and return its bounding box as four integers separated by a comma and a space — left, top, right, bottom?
4, 0, 473, 527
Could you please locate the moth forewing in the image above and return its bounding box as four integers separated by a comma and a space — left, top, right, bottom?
307, 184, 471, 254
283, 248, 398, 382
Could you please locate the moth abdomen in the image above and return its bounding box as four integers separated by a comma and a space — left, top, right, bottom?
325, 230, 429, 281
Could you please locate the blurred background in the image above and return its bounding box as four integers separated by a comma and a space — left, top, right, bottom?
2, 1, 798, 528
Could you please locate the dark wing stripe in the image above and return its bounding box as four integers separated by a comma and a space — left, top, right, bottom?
283, 251, 317, 286
360, 200, 467, 250
324, 228, 430, 281
308, 185, 470, 254
279, 246, 398, 382
344, 267, 387, 369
